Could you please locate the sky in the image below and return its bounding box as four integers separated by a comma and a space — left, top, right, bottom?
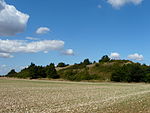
0, 0, 150, 75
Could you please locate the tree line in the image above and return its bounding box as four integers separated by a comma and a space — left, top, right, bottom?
111, 63, 150, 83
6, 63, 59, 79
5, 55, 150, 83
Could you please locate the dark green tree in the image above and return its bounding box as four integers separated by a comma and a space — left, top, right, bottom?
144, 73, 150, 83
99, 55, 110, 63
83, 59, 91, 65
46, 63, 59, 79
6, 69, 17, 77
37, 66, 46, 78
93, 61, 96, 64
28, 63, 39, 79
111, 63, 145, 82
57, 62, 68, 67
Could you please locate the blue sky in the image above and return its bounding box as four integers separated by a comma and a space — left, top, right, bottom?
0, 0, 150, 75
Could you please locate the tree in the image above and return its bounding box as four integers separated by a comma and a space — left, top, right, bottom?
28, 63, 39, 79
46, 63, 59, 79
83, 59, 91, 65
144, 73, 150, 83
57, 62, 68, 67
93, 61, 96, 64
99, 55, 110, 63
37, 66, 46, 78
6, 69, 17, 77
111, 63, 145, 82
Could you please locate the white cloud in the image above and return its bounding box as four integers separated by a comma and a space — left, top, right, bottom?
107, 0, 143, 8
0, 39, 64, 58
127, 53, 144, 61
0, 0, 5, 11
0, 64, 11, 75
19, 65, 28, 70
36, 27, 50, 34
26, 37, 39, 40
97, 4, 102, 8
44, 51, 48, 54
1, 64, 6, 67
110, 52, 120, 59
0, 0, 29, 36
62, 49, 74, 55
0, 53, 13, 58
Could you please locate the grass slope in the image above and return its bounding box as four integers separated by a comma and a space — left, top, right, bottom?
58, 60, 132, 81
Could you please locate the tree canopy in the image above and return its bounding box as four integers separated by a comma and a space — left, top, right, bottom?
99, 55, 110, 63
57, 62, 69, 67
6, 69, 17, 77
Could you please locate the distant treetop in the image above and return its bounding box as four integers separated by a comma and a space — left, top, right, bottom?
99, 55, 110, 63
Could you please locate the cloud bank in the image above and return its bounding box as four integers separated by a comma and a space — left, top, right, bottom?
107, 0, 143, 8
0, 53, 13, 58
0, 0, 29, 36
0, 39, 65, 58
110, 52, 120, 59
127, 53, 144, 61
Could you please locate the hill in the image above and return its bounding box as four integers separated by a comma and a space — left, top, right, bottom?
57, 60, 133, 81
5, 55, 150, 83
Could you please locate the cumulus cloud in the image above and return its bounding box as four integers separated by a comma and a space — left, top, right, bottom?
0, 0, 29, 36
62, 49, 74, 55
0, 0, 5, 10
0, 39, 64, 58
19, 65, 28, 70
110, 52, 120, 59
127, 53, 144, 61
44, 51, 48, 54
36, 27, 50, 34
0, 53, 13, 58
26, 37, 39, 40
97, 4, 102, 8
0, 64, 11, 75
107, 0, 143, 8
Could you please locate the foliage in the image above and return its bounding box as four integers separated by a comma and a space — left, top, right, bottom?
111, 63, 150, 83
68, 58, 92, 70
58, 68, 99, 81
45, 63, 59, 79
99, 55, 110, 63
57, 62, 69, 67
5, 55, 150, 83
16, 68, 30, 78
68, 63, 86, 69
6, 69, 17, 77
7, 63, 59, 79
82, 59, 92, 65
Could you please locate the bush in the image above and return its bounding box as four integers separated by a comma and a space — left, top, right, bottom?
62, 70, 77, 81
57, 62, 69, 67
59, 68, 99, 81
111, 63, 145, 82
99, 55, 110, 63
144, 73, 150, 83
46, 63, 59, 79
6, 69, 17, 77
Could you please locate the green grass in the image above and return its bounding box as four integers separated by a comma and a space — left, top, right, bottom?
0, 78, 150, 113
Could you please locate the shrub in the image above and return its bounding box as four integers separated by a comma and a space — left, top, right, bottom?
111, 63, 145, 82
99, 55, 110, 63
